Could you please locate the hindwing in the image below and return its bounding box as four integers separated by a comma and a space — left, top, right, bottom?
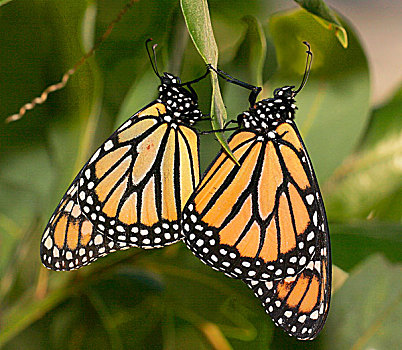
245, 215, 331, 340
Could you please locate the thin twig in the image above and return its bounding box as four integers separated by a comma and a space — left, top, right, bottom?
6, 0, 138, 123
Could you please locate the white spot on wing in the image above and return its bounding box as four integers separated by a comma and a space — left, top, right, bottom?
65, 200, 74, 212
44, 237, 53, 250
313, 211, 318, 226
52, 246, 59, 258
298, 315, 306, 323
94, 235, 103, 245
89, 149, 101, 164
104, 140, 114, 151
265, 281, 273, 290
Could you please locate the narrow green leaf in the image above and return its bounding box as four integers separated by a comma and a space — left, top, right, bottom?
180, 0, 239, 165
324, 255, 402, 349
312, 15, 348, 48
180, 0, 218, 64
294, 0, 348, 47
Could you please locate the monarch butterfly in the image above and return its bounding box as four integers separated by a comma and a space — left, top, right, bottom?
40, 39, 209, 271
182, 43, 331, 339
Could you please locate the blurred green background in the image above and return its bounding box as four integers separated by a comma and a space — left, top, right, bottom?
0, 0, 401, 349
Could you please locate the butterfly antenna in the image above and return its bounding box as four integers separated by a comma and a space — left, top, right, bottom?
294, 41, 313, 95
145, 38, 161, 79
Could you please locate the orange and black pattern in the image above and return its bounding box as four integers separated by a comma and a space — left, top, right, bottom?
246, 218, 331, 340
41, 177, 116, 270
182, 84, 331, 339
183, 122, 322, 281
41, 72, 203, 270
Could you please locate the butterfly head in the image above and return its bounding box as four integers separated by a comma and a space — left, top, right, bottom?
157, 72, 202, 125
273, 85, 296, 99
146, 39, 202, 124
157, 72, 184, 99
160, 72, 181, 86
239, 86, 297, 132
240, 42, 312, 132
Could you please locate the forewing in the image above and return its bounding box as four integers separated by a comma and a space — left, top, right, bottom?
77, 102, 200, 248
183, 122, 326, 281
183, 131, 278, 279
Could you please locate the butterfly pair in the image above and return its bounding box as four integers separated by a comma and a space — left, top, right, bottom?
41, 40, 331, 340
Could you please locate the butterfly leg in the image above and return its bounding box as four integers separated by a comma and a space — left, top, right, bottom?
181, 67, 211, 100
208, 65, 262, 106
182, 67, 211, 86
199, 120, 240, 135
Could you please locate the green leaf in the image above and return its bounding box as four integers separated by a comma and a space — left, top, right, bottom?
324, 255, 402, 349
237, 16, 267, 87
361, 84, 402, 150
180, 0, 218, 64
181, 0, 239, 165
324, 125, 402, 221
114, 68, 159, 128
268, 9, 370, 181
140, 246, 274, 348
330, 221, 402, 271
294, 0, 348, 47
0, 0, 13, 7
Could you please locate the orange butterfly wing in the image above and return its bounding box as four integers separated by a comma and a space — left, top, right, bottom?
41, 101, 200, 270
41, 177, 116, 270
245, 218, 331, 340
77, 102, 200, 248
183, 122, 323, 281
